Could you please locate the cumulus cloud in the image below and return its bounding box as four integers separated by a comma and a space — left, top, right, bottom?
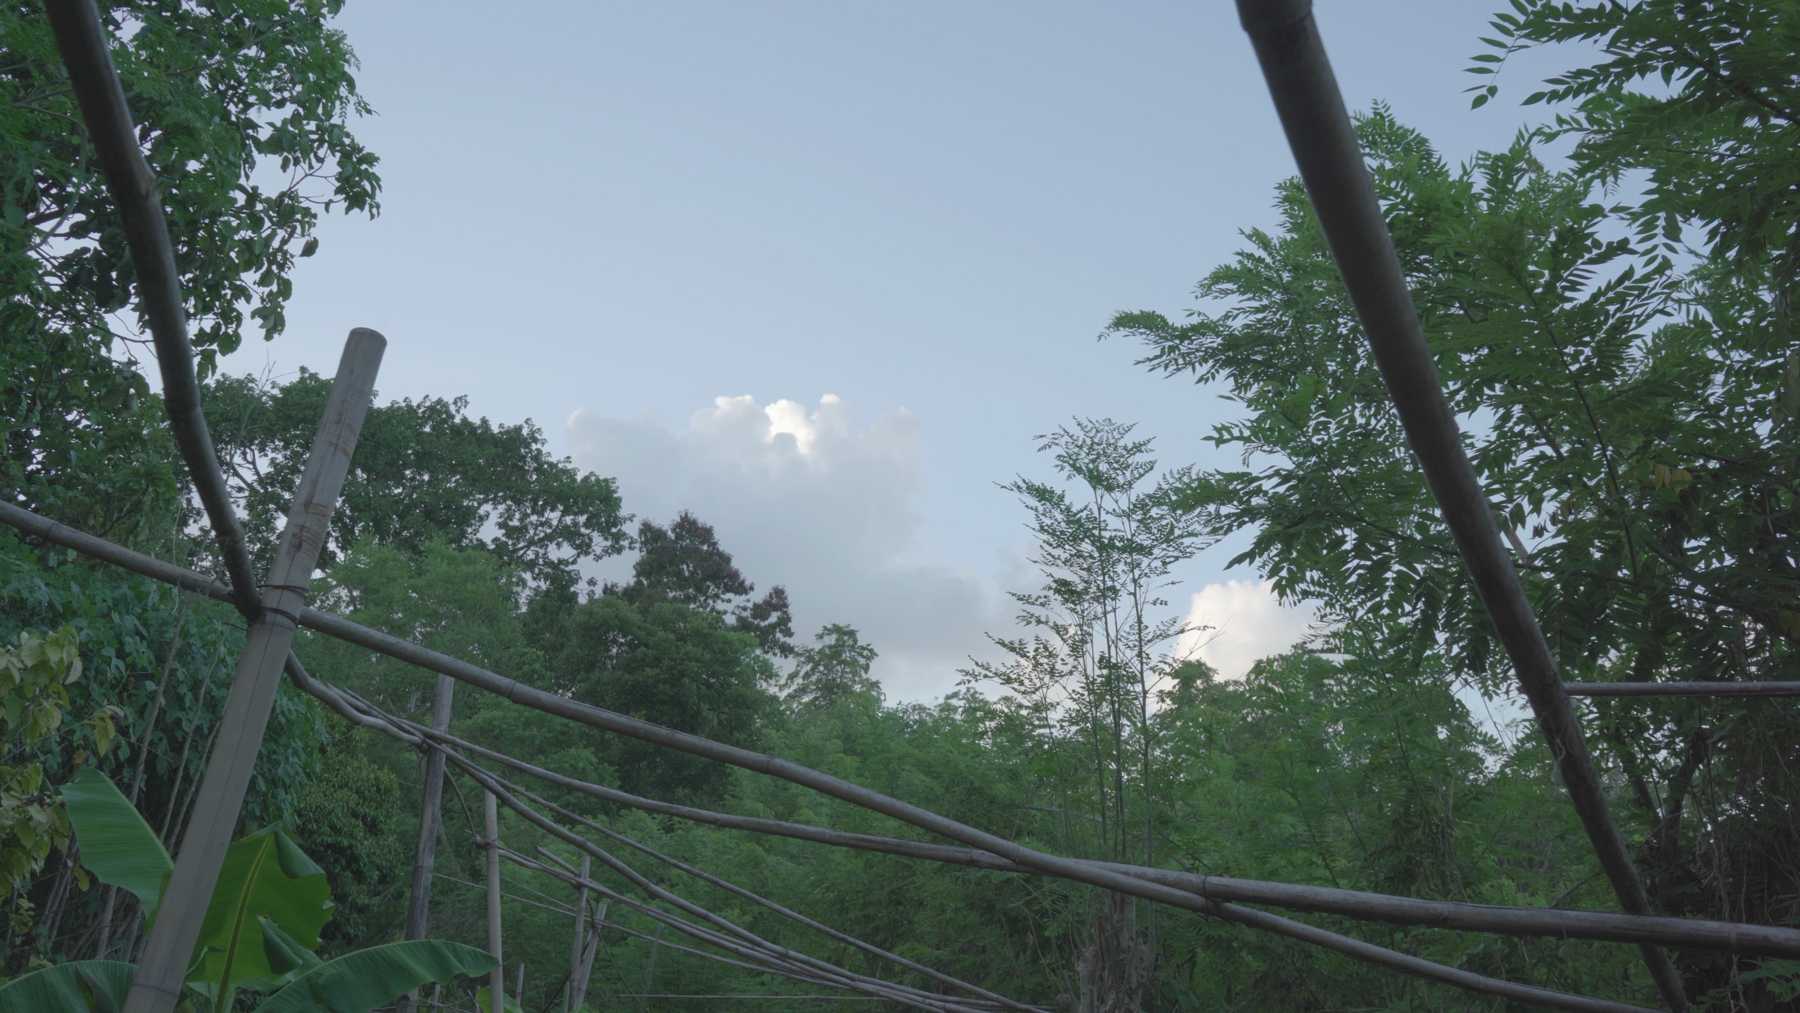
565, 394, 1004, 701
1176, 579, 1319, 681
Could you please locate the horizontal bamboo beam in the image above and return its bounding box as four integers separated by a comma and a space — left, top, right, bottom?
1566, 683, 1800, 698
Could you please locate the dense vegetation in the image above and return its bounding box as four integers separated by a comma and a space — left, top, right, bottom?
2, 0, 1795, 1010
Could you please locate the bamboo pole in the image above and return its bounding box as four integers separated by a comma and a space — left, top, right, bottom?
122, 332, 383, 1013
399, 674, 458, 1013
1, 509, 1792, 970
1566, 683, 1800, 698
571, 900, 607, 1012
45, 0, 260, 617
486, 790, 505, 1013
565, 854, 590, 1013
1231, 3, 1685, 1008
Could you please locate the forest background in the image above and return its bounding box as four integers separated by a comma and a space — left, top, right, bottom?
2, 0, 1797, 1009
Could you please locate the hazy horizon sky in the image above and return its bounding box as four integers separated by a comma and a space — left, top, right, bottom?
226, 1, 1581, 701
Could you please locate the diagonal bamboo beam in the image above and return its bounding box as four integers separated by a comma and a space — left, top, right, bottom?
122, 332, 383, 1013
1231, 2, 1688, 1009
46, 0, 261, 618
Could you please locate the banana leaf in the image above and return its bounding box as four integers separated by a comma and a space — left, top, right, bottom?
61, 767, 171, 925
254, 940, 496, 1013
0, 960, 134, 1013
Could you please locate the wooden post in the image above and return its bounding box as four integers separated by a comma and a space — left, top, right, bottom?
514, 961, 525, 1005
486, 790, 504, 1013
398, 674, 457, 1013
565, 854, 589, 1013
123, 331, 384, 1013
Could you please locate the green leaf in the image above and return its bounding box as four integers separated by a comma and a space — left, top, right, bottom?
194, 827, 332, 1005
259, 916, 323, 988
475, 985, 525, 1013
253, 940, 496, 1013
0, 960, 135, 1013
61, 768, 171, 926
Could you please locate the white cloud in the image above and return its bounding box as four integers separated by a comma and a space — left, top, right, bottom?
1176, 579, 1319, 681
566, 394, 1003, 701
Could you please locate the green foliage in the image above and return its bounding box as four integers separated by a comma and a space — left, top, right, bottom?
59, 767, 168, 927
290, 748, 409, 953
0, 626, 106, 933
192, 827, 333, 1007
0, 959, 134, 1013
620, 511, 796, 656
1, 0, 381, 542
551, 594, 776, 803
1112, 11, 1798, 999
255, 940, 496, 1013
43, 769, 485, 1011
206, 371, 627, 585
0, 0, 379, 366
781, 623, 882, 710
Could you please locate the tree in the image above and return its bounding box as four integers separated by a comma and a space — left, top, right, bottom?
549, 593, 776, 804
206, 371, 628, 588
1, 1, 381, 544
963, 418, 1205, 1012
1110, 93, 1796, 999
619, 511, 795, 657
782, 623, 881, 711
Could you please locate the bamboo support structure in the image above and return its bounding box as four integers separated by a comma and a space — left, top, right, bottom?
2, 502, 1793, 985
120, 332, 383, 1013
1232, 2, 1686, 1008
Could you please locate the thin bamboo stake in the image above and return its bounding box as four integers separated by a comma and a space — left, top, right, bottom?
1231, 3, 1685, 1008
0, 510, 1789, 970
124, 331, 383, 1013
399, 674, 458, 1013
1566, 683, 1800, 698
565, 854, 589, 1013
486, 791, 504, 1013
572, 900, 606, 1011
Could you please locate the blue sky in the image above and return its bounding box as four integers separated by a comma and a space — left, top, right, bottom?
252, 1, 1579, 699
